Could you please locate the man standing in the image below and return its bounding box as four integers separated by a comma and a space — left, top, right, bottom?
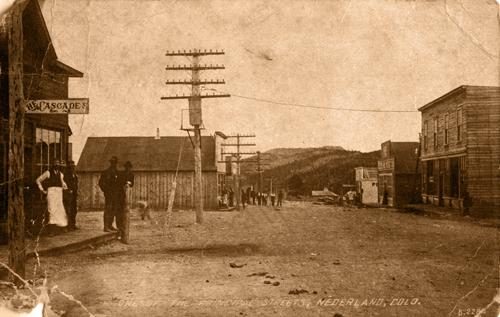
246, 187, 252, 205
117, 161, 134, 242
98, 156, 121, 232
277, 189, 284, 207
228, 187, 234, 207
64, 160, 79, 230
462, 190, 472, 216
241, 189, 247, 209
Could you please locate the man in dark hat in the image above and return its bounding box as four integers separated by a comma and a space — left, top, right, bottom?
98, 156, 120, 232
64, 160, 79, 230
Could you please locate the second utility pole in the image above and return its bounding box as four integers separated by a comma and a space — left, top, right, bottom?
191, 53, 203, 224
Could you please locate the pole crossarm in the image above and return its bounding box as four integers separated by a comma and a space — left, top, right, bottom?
222, 152, 257, 156
161, 94, 230, 100
225, 134, 256, 138
165, 79, 226, 85
221, 143, 256, 146
166, 49, 225, 56
166, 65, 225, 70
218, 160, 260, 163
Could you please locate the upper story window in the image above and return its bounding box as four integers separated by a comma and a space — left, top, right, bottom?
444, 113, 449, 145
35, 128, 63, 177
433, 117, 438, 149
457, 108, 463, 142
423, 121, 428, 151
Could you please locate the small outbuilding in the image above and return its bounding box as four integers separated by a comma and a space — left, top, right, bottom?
76, 132, 228, 210
354, 167, 378, 205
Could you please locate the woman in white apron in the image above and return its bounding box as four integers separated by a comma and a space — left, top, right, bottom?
36, 160, 68, 234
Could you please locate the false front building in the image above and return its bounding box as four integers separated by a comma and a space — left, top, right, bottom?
0, 0, 84, 243
377, 140, 420, 207
419, 85, 500, 217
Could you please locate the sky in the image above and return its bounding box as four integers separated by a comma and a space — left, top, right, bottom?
39, 0, 499, 162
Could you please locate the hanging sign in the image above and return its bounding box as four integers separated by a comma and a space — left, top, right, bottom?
188, 97, 202, 126
25, 99, 89, 114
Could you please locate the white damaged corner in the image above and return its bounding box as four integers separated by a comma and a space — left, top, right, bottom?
0, 0, 16, 18
473, 287, 500, 317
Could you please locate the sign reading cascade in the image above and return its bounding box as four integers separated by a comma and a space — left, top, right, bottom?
25, 99, 89, 114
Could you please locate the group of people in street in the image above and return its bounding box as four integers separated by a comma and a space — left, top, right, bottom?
98, 156, 134, 241
220, 185, 284, 209
36, 159, 79, 236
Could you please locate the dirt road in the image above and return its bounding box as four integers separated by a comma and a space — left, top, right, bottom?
33, 202, 498, 316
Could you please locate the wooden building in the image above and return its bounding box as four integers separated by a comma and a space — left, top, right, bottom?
0, 0, 83, 242
76, 132, 228, 210
377, 140, 420, 207
419, 85, 500, 217
354, 167, 378, 205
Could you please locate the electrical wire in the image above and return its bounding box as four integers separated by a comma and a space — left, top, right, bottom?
201, 88, 419, 113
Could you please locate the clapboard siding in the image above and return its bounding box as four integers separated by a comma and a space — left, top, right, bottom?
78, 171, 219, 210
465, 92, 500, 213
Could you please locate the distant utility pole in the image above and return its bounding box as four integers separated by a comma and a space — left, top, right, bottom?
161, 49, 229, 224
220, 134, 256, 210
256, 151, 270, 194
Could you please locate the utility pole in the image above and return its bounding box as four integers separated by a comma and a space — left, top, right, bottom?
219, 134, 256, 210
162, 49, 229, 224
255, 151, 270, 194
5, 1, 27, 282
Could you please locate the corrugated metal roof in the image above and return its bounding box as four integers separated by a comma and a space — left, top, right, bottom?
77, 136, 216, 172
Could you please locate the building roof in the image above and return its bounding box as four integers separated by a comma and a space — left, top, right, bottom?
418, 85, 500, 112
77, 136, 217, 172
22, 0, 83, 78
312, 188, 338, 197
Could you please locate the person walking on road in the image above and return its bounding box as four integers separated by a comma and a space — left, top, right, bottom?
241, 189, 247, 209
64, 160, 79, 230
462, 190, 472, 216
277, 189, 284, 207
98, 156, 121, 232
270, 191, 276, 207
36, 159, 68, 235
246, 187, 252, 205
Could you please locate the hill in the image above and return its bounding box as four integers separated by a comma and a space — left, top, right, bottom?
241, 146, 380, 196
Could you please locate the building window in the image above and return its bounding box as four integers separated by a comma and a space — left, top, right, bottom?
427, 160, 435, 195
457, 108, 463, 142
450, 157, 459, 198
433, 118, 438, 149
35, 127, 62, 176
444, 114, 449, 145
423, 121, 428, 150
